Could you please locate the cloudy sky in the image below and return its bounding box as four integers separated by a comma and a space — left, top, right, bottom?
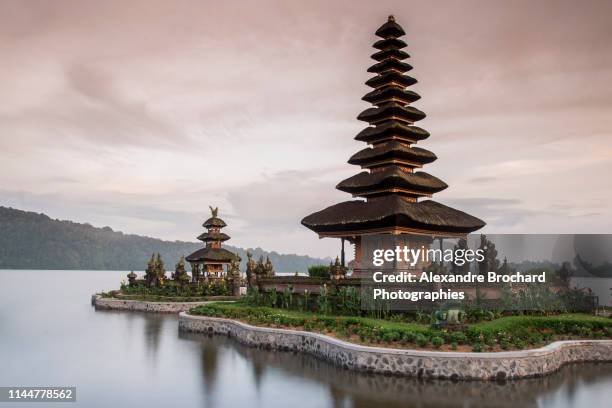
1, 0, 611, 258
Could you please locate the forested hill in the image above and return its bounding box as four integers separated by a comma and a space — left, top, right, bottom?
0, 206, 329, 272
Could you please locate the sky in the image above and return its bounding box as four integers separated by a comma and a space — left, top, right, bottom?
1, 0, 611, 258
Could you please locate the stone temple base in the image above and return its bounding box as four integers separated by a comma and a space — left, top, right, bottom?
178, 313, 612, 380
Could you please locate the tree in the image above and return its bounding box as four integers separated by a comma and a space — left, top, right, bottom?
245, 251, 256, 288
144, 254, 157, 287
451, 238, 470, 275
144, 253, 166, 287
264, 256, 275, 277
556, 261, 573, 286
499, 257, 510, 275
172, 256, 190, 285
155, 253, 166, 286
308, 265, 330, 279
478, 234, 500, 275
255, 256, 264, 276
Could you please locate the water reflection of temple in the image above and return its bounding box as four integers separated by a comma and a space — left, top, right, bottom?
143, 314, 165, 361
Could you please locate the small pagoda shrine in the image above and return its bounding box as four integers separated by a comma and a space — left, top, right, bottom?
186, 206, 240, 281
302, 16, 485, 274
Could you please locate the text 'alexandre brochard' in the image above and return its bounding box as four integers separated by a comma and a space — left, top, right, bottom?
369, 246, 547, 302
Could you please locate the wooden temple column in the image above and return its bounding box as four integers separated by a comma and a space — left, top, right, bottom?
340, 238, 346, 268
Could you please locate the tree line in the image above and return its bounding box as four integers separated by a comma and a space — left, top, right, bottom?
0, 206, 328, 272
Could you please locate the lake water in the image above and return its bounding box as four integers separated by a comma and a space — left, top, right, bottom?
0, 270, 611, 408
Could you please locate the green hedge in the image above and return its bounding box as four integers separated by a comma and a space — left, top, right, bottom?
307, 265, 330, 279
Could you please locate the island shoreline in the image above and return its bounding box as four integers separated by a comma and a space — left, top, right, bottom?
178, 312, 612, 380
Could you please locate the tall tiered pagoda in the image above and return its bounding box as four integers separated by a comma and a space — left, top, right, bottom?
186, 206, 239, 281
302, 16, 485, 273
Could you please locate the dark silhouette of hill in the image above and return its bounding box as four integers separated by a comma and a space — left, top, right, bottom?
0, 206, 329, 272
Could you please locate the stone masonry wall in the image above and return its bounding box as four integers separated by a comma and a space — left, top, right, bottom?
92, 295, 208, 313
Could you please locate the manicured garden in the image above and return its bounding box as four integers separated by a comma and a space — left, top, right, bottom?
103, 253, 239, 302
189, 302, 612, 352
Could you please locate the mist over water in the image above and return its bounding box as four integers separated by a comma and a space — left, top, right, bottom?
0, 270, 610, 408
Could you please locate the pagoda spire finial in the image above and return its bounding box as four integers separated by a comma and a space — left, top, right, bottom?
388, 15, 395, 22
209, 206, 219, 217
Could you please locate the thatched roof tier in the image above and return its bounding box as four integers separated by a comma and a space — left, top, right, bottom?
355, 122, 430, 144
367, 59, 413, 74
337, 169, 447, 197
301, 16, 485, 239
365, 71, 417, 89
371, 48, 409, 61
373, 37, 407, 51
196, 232, 230, 242
186, 247, 239, 263
362, 87, 420, 105
202, 217, 227, 228
348, 142, 436, 168
375, 16, 406, 39
358, 103, 426, 124
301, 196, 485, 236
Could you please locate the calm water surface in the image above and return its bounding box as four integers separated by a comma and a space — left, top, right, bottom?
0, 270, 611, 408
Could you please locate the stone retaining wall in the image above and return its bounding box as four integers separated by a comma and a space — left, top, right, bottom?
178, 313, 612, 380
92, 295, 208, 313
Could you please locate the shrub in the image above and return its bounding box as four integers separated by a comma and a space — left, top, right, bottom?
472, 343, 483, 352
308, 265, 330, 279
415, 334, 428, 347
577, 326, 592, 337
466, 309, 494, 323
483, 333, 496, 347
121, 280, 231, 298
450, 342, 458, 351
382, 330, 400, 343
402, 332, 417, 344
528, 332, 543, 345
431, 336, 444, 348
268, 289, 278, 308
468, 314, 611, 342
513, 338, 526, 349
356, 326, 372, 342
450, 332, 468, 344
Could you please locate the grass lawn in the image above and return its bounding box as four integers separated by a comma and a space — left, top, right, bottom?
189, 302, 612, 352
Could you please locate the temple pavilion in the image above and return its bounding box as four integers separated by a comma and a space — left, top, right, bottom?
302, 16, 485, 274
186, 206, 239, 281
